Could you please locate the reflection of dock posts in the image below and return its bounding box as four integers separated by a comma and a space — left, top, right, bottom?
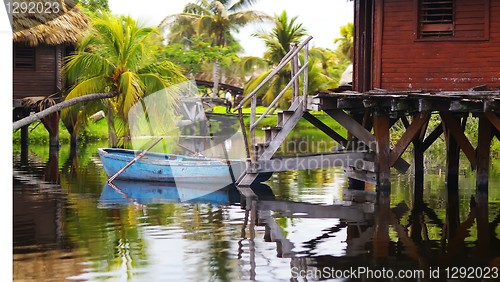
373, 192, 390, 259
476, 192, 490, 259
374, 112, 391, 191
44, 148, 60, 184
446, 189, 460, 241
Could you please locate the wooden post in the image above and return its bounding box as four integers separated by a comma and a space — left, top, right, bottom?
413, 116, 428, 204
443, 118, 459, 191
476, 116, 491, 192
413, 140, 425, 204
348, 112, 365, 190
374, 112, 391, 191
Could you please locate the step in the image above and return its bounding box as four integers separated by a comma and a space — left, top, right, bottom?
237, 173, 259, 187
262, 126, 282, 143
254, 142, 270, 156
277, 110, 295, 127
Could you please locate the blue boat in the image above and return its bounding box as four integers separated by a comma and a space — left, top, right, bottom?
98, 148, 246, 183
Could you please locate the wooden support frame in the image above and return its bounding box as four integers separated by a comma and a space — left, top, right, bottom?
326, 109, 410, 173
422, 122, 443, 151
389, 111, 430, 167
302, 112, 348, 147
374, 112, 391, 190
440, 112, 477, 169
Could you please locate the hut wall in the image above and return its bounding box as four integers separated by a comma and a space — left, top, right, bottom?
373, 0, 500, 91
13, 44, 59, 99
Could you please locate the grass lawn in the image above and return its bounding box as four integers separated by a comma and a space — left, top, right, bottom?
13, 106, 347, 144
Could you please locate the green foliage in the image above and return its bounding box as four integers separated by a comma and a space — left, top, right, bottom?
75, 0, 109, 15
245, 11, 335, 107
162, 35, 240, 75
63, 13, 186, 147
162, 0, 270, 49
334, 22, 354, 60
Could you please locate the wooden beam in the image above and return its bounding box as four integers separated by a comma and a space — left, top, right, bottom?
440, 112, 477, 169
326, 109, 411, 173
374, 112, 391, 190
389, 112, 430, 167
302, 112, 348, 147
422, 122, 443, 151
476, 116, 491, 192
484, 112, 500, 134
257, 152, 373, 173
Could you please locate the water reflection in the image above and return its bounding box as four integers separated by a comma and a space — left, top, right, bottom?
12, 142, 500, 281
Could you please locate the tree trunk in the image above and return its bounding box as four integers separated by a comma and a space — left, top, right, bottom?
107, 104, 118, 148
13, 92, 116, 131
212, 60, 221, 98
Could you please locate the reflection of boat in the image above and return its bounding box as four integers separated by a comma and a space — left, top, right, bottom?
98, 180, 241, 206
97, 148, 245, 183
98, 180, 275, 207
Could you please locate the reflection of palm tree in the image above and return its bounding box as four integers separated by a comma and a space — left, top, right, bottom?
63, 14, 185, 147
161, 0, 269, 96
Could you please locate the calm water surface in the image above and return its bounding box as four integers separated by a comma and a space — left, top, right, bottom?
13, 137, 500, 281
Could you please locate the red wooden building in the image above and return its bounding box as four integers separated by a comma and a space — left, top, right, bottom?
353, 0, 500, 92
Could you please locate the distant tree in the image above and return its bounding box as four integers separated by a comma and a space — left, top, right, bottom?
74, 0, 109, 14
244, 11, 334, 107
161, 0, 270, 97
334, 22, 354, 60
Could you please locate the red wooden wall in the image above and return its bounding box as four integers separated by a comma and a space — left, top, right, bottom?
372, 0, 500, 91
13, 44, 60, 100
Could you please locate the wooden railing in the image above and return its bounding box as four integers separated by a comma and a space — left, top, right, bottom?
234, 36, 312, 167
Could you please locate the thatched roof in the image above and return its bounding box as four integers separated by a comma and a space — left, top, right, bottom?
13, 0, 90, 46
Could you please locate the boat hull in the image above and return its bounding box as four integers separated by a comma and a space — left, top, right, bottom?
98, 148, 245, 183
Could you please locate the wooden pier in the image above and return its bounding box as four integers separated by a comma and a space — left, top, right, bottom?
234, 36, 500, 197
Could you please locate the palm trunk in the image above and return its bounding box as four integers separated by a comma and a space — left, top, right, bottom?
13, 92, 116, 131
212, 60, 221, 98
107, 104, 118, 148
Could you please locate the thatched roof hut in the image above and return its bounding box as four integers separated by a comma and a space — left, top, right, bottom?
13, 0, 90, 101
13, 0, 90, 46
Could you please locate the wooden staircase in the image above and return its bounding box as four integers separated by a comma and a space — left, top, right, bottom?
237, 100, 305, 186
234, 37, 313, 187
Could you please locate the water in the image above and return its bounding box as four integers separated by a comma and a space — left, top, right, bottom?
13, 138, 500, 281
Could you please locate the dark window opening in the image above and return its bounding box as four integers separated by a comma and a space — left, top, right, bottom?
419, 0, 454, 38
14, 46, 36, 69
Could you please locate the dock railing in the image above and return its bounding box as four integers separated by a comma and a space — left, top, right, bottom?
234, 36, 312, 174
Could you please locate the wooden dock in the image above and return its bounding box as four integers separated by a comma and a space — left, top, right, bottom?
234, 36, 500, 196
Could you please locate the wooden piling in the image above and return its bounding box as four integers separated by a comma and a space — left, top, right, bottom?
476, 116, 491, 192
374, 112, 391, 191
443, 120, 460, 191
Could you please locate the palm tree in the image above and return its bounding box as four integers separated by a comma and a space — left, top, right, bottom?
334, 22, 354, 60
161, 0, 270, 96
245, 11, 336, 107
63, 14, 186, 147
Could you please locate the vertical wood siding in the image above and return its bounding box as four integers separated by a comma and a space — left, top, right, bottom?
375, 0, 500, 91
13, 44, 57, 99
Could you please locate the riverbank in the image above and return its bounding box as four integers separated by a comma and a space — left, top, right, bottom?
13, 106, 346, 144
